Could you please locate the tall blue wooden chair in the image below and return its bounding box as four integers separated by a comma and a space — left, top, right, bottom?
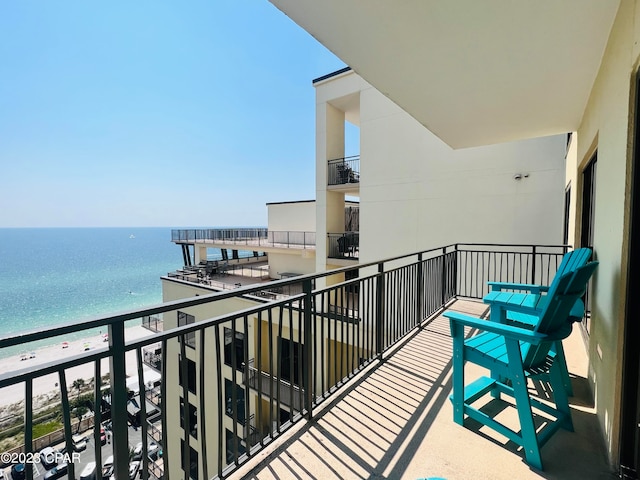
483, 247, 592, 395
444, 261, 598, 470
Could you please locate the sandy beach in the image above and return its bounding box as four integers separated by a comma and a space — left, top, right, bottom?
0, 325, 158, 410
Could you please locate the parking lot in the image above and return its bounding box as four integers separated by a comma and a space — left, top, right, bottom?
1, 421, 145, 480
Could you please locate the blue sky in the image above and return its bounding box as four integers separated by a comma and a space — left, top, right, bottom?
0, 1, 356, 227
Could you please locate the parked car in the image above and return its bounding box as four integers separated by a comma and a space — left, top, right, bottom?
132, 442, 143, 461
79, 461, 96, 480
43, 463, 67, 480
39, 446, 58, 470
128, 461, 140, 480
9, 464, 25, 480
102, 455, 114, 479
72, 434, 87, 452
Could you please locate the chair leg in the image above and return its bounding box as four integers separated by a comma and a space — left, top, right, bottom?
506, 340, 543, 470
452, 336, 465, 425
551, 341, 573, 396
549, 361, 574, 432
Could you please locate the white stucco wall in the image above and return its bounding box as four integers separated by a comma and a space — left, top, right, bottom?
315, 71, 567, 265
571, 0, 637, 461
359, 86, 566, 261
268, 251, 316, 278
267, 201, 316, 232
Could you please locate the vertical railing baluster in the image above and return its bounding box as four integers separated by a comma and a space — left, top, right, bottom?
376, 262, 385, 358
93, 361, 103, 480
267, 307, 274, 435
255, 311, 264, 448
199, 326, 208, 480
531, 245, 537, 285
136, 348, 148, 480
301, 279, 313, 419
276, 305, 284, 433
160, 337, 169, 480
214, 326, 223, 478
25, 379, 33, 480
178, 333, 190, 480
108, 320, 129, 480
243, 314, 251, 455
441, 247, 447, 307
59, 370, 75, 480
320, 290, 326, 395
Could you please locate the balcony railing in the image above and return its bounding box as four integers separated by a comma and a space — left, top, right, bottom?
0, 243, 568, 480
328, 232, 359, 260
328, 156, 360, 186
172, 228, 316, 249
172, 228, 268, 243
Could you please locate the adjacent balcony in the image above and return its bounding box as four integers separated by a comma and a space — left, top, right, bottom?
0, 244, 610, 480
328, 156, 360, 187
328, 232, 359, 260
172, 228, 316, 250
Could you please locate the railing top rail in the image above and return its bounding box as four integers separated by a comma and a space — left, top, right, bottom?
327, 155, 360, 163
0, 293, 305, 389
0, 242, 570, 349
454, 242, 571, 249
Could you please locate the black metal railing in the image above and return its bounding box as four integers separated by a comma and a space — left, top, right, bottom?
172, 228, 316, 249
455, 244, 568, 299
327, 232, 359, 259
328, 156, 360, 186
172, 228, 269, 243
0, 243, 568, 480
142, 315, 163, 333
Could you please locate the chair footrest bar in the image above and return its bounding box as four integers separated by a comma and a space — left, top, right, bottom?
464, 405, 523, 446
463, 376, 498, 404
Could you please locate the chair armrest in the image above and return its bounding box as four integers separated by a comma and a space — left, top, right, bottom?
444, 311, 547, 345
487, 281, 549, 293
483, 291, 545, 315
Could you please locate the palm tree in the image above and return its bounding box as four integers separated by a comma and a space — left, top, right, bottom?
72, 378, 86, 399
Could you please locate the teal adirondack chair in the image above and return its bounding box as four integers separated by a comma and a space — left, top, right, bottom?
483, 247, 592, 395
445, 261, 598, 470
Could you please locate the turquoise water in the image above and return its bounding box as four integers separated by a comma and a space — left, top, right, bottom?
0, 228, 181, 357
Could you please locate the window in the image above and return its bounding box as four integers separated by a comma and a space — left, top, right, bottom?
224, 328, 246, 372
225, 429, 246, 465
180, 398, 198, 439
581, 154, 597, 249
279, 338, 304, 386
563, 186, 571, 245
177, 311, 196, 348
581, 152, 597, 333
180, 439, 198, 480
225, 379, 246, 425
178, 356, 197, 394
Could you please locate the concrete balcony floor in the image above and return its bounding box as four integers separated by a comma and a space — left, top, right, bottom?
235, 299, 615, 480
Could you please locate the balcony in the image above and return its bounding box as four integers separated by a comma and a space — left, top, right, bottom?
0, 244, 611, 480
328, 156, 360, 187
327, 232, 359, 260
172, 228, 316, 250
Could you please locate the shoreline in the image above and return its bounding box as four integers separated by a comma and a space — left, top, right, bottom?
0, 324, 157, 410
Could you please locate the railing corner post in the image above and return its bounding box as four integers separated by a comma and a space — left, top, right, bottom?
376, 262, 385, 359
417, 253, 424, 327
441, 247, 448, 307
302, 279, 314, 420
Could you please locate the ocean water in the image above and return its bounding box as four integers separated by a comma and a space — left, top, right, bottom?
0, 228, 182, 358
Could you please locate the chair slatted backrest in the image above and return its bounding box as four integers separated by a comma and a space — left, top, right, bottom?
522, 262, 599, 369
547, 248, 592, 291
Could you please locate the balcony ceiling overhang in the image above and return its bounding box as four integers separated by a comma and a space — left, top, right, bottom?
270, 0, 620, 148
